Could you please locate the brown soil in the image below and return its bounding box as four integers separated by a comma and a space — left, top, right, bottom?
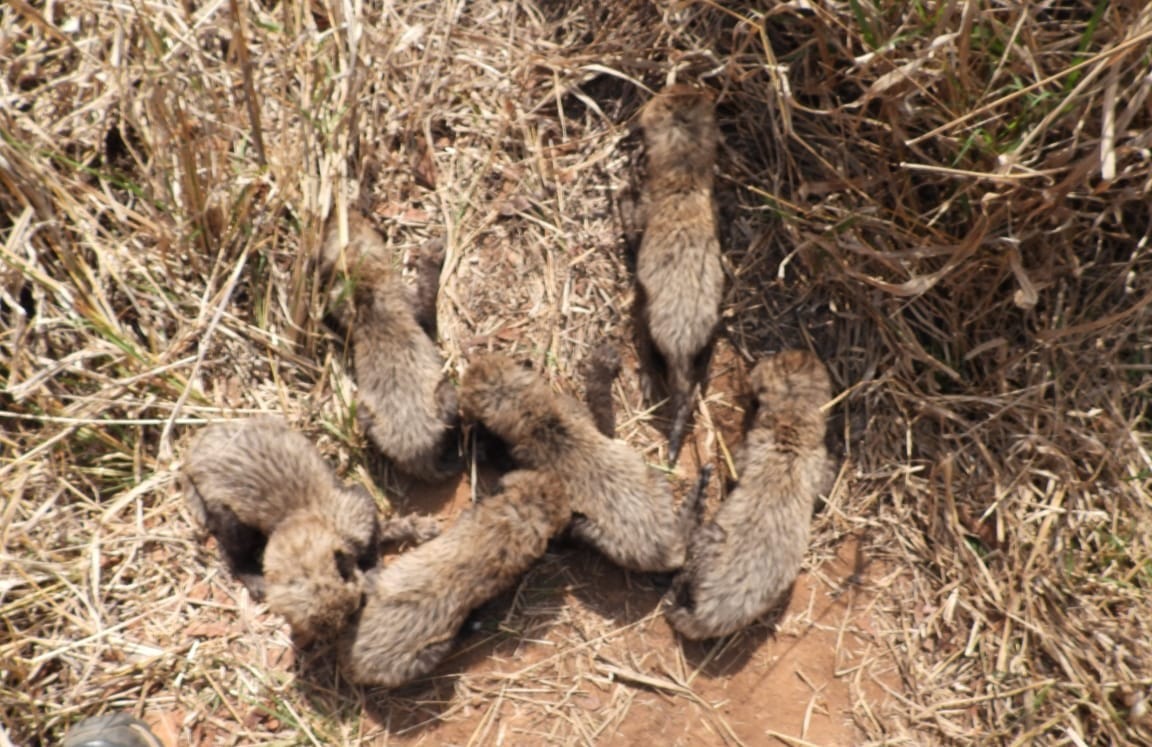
412, 536, 894, 747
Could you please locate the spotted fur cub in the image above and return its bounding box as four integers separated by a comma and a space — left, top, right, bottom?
664, 350, 834, 640
635, 84, 725, 463
319, 210, 461, 482
459, 353, 693, 572
182, 417, 437, 640
338, 470, 569, 688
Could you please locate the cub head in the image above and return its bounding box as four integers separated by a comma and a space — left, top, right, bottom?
263, 512, 365, 641
749, 350, 832, 410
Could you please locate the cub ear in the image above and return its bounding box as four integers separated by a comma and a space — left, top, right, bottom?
531, 412, 568, 443
673, 581, 696, 612
334, 550, 356, 582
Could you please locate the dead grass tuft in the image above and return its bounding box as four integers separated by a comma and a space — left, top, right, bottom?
2, 0, 1150, 744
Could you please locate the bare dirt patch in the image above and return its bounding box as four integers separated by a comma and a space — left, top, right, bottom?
164, 508, 893, 747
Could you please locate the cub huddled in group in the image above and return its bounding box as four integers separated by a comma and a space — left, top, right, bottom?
180, 84, 836, 690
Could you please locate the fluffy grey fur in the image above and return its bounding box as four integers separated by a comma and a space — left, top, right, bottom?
664, 350, 834, 639
319, 211, 460, 482
459, 353, 692, 572
182, 417, 438, 640
636, 84, 725, 462
338, 470, 569, 688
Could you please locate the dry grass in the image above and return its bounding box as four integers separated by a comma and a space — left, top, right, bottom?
3, 0, 1151, 744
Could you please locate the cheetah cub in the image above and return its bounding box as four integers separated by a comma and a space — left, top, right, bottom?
635, 84, 725, 463
460, 353, 695, 572
664, 350, 833, 639
338, 470, 569, 688
319, 211, 461, 482
182, 417, 437, 640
